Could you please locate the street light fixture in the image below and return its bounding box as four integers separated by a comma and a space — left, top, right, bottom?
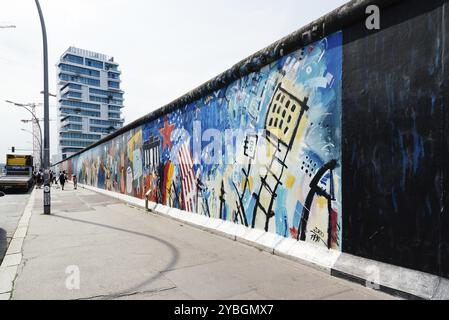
40, 91, 56, 97
21, 128, 42, 168
5, 100, 43, 167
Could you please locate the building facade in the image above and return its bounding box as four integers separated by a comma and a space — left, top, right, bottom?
56, 47, 124, 160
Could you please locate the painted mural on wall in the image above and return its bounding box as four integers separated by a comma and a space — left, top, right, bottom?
59, 32, 342, 250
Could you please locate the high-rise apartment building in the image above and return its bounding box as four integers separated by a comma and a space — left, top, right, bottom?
56, 47, 124, 160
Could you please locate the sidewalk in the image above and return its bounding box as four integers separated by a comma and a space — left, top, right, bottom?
10, 185, 396, 300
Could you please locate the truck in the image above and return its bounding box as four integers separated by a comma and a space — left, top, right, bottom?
0, 154, 34, 192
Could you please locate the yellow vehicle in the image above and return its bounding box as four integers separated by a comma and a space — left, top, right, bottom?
0, 154, 34, 192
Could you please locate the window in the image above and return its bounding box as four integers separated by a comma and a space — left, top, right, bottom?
90, 119, 113, 126
108, 72, 120, 80
59, 73, 100, 86
63, 124, 83, 131
64, 116, 83, 122
105, 63, 118, 71
60, 132, 101, 140
108, 113, 121, 119
109, 99, 123, 106
62, 148, 83, 153
89, 119, 123, 127
68, 83, 82, 90
63, 54, 83, 65
108, 81, 120, 89
60, 107, 100, 118
60, 99, 100, 110
89, 95, 109, 103
108, 105, 121, 111
89, 88, 123, 99
59, 63, 100, 77
64, 91, 82, 99
90, 126, 112, 134
85, 58, 103, 69
60, 140, 93, 147
61, 83, 82, 91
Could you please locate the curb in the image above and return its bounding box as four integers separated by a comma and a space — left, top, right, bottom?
75, 183, 449, 300
0, 188, 35, 300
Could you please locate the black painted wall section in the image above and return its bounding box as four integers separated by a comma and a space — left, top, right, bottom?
342, 0, 448, 277
441, 0, 449, 279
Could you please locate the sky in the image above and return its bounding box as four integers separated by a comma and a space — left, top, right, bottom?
0, 0, 349, 164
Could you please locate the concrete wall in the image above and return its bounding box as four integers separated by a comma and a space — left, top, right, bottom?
57, 0, 449, 279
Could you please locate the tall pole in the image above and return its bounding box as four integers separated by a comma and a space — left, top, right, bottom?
5, 101, 44, 167
35, 0, 51, 214
21, 127, 42, 169
21, 105, 43, 167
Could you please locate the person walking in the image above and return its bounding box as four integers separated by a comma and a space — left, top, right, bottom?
59, 171, 67, 190
32, 171, 38, 187
72, 174, 77, 190
49, 170, 54, 186
37, 170, 44, 189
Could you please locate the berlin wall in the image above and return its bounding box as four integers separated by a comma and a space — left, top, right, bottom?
56, 0, 449, 279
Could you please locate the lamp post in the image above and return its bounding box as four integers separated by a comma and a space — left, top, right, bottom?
21, 128, 42, 169
5, 101, 44, 167
35, 0, 51, 214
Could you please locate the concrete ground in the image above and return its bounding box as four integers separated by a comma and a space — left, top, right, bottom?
11, 185, 396, 300
0, 190, 32, 264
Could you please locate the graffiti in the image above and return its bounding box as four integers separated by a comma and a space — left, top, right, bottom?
310, 227, 326, 245
59, 32, 342, 250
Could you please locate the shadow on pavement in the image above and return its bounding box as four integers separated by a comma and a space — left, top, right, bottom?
51, 214, 179, 299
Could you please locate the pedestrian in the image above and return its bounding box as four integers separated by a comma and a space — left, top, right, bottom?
37, 170, 44, 189
72, 174, 77, 190
33, 171, 38, 186
59, 171, 66, 190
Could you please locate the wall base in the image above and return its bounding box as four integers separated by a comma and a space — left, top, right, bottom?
75, 182, 449, 300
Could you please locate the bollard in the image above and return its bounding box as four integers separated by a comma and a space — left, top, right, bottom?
43, 180, 51, 214
145, 189, 152, 212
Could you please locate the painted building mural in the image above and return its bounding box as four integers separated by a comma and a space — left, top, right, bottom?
59, 32, 342, 250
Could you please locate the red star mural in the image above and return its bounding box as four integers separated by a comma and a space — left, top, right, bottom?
159, 115, 175, 150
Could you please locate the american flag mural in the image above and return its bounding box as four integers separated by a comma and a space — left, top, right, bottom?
177, 140, 197, 213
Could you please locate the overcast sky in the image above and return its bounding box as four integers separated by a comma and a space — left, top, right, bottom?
0, 0, 348, 164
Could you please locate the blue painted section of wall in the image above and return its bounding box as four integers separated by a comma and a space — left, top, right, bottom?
61, 32, 343, 250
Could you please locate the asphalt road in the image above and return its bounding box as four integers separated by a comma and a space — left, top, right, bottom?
0, 189, 32, 264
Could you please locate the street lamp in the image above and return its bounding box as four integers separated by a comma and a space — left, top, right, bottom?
5, 100, 43, 167
35, 0, 51, 215
21, 128, 42, 168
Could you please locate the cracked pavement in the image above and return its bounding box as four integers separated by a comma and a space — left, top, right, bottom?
11, 185, 396, 300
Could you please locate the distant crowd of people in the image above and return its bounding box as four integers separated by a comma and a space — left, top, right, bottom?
33, 169, 77, 191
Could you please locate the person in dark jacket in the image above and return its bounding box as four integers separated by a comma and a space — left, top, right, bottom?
72, 174, 77, 190
49, 171, 54, 186
37, 170, 44, 189
59, 171, 67, 190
